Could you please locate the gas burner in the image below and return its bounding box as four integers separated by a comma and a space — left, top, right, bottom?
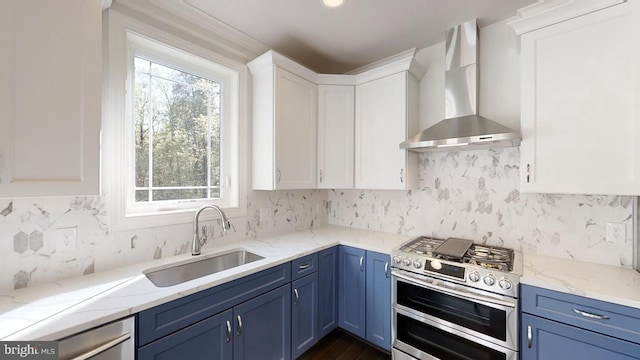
398, 236, 444, 257
464, 245, 514, 271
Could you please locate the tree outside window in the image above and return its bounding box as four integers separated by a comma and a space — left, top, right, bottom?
133, 57, 222, 203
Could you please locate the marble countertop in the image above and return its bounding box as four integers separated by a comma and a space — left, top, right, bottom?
521, 253, 640, 308
1, 225, 639, 341
0, 225, 410, 341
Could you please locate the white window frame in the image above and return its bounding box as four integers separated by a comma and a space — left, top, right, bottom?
103, 11, 247, 231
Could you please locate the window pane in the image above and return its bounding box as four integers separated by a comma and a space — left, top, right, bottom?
134, 58, 150, 188
152, 189, 207, 201
136, 190, 149, 202
134, 56, 222, 202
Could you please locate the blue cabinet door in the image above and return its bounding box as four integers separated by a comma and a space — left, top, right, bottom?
233, 284, 291, 360
338, 245, 366, 338
318, 246, 338, 338
521, 313, 640, 360
366, 250, 391, 351
291, 272, 319, 359
137, 309, 233, 360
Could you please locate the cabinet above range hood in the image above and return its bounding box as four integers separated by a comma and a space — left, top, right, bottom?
400, 19, 521, 153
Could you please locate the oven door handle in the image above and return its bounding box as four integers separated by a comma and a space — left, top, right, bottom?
392, 270, 516, 308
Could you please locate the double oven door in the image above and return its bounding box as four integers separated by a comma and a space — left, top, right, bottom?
392, 270, 518, 360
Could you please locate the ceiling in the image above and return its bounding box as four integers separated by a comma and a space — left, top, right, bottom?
178, 0, 537, 73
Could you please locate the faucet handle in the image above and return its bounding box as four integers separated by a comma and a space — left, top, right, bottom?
226, 221, 236, 233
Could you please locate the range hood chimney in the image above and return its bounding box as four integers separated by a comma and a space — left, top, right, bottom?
400, 19, 521, 152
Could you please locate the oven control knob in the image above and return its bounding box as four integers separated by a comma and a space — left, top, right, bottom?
413, 260, 422, 269
468, 271, 480, 282
499, 277, 512, 290
483, 274, 496, 286
403, 257, 412, 266
430, 260, 442, 270
393, 256, 401, 264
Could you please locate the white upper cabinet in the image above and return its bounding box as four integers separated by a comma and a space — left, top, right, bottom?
354, 71, 419, 190
249, 52, 317, 190
513, 0, 640, 195
0, 0, 102, 197
249, 49, 423, 191
317, 84, 355, 189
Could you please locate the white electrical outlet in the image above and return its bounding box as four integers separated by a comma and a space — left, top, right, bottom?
56, 227, 77, 252
605, 222, 626, 243
260, 208, 272, 223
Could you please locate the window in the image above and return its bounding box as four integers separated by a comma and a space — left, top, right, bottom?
103, 16, 246, 230
133, 57, 222, 202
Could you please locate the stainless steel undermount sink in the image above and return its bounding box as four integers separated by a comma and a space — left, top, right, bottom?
143, 250, 264, 287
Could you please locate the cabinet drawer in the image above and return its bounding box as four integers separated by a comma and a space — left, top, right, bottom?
137, 264, 290, 346
291, 253, 318, 280
521, 313, 640, 360
521, 285, 640, 344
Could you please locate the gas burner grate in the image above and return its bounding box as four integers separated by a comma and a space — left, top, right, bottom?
464, 245, 514, 271
398, 236, 444, 256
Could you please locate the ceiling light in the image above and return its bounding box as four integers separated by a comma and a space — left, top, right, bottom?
323, 0, 345, 8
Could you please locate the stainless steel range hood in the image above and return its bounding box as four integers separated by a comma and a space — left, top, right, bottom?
400, 19, 521, 152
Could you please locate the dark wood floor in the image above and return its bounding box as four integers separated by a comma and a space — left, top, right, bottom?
297, 330, 391, 360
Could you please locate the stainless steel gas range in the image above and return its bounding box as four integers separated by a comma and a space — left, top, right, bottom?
390, 236, 523, 360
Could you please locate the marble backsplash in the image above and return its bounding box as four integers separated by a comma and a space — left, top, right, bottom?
328, 147, 634, 267
0, 190, 327, 292
1, 147, 634, 292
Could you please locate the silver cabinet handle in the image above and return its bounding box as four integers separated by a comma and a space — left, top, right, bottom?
226, 320, 232, 343
276, 168, 281, 183
298, 262, 312, 270
400, 168, 404, 183
527, 325, 532, 349
573, 308, 610, 320
319, 169, 323, 183
526, 163, 530, 183
384, 262, 389, 278
70, 333, 131, 360
294, 288, 299, 305
236, 315, 243, 336
359, 256, 364, 272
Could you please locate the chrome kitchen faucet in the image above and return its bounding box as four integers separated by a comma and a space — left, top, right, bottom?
192, 204, 232, 255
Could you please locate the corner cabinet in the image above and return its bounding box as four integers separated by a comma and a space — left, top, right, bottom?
338, 246, 392, 351
317, 85, 355, 189
0, 0, 102, 197
520, 285, 640, 360
515, 1, 640, 195
248, 52, 317, 190
354, 71, 419, 190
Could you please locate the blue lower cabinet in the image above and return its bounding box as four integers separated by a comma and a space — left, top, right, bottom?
521, 313, 640, 360
291, 273, 319, 358
138, 309, 233, 360
233, 284, 292, 360
365, 251, 391, 351
318, 246, 338, 338
338, 246, 367, 338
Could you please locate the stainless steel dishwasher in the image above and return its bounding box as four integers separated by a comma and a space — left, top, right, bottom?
57, 316, 134, 360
